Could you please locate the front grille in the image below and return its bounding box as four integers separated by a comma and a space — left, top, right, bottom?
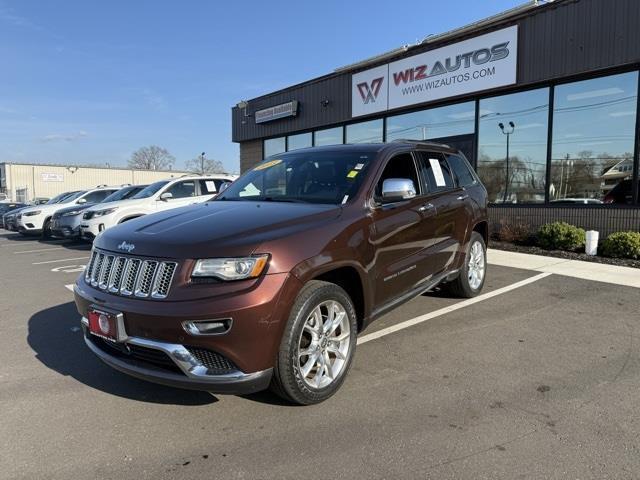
85, 248, 177, 299
186, 347, 237, 374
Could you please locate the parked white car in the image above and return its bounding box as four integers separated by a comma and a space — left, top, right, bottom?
79, 174, 236, 240
17, 186, 124, 238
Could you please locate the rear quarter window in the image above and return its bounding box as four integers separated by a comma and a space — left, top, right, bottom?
447, 154, 477, 187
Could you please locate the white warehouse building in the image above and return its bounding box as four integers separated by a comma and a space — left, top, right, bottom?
0, 162, 190, 202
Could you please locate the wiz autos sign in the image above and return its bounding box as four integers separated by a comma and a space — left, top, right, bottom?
352, 26, 518, 117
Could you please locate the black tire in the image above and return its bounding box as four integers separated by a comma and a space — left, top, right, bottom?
42, 219, 52, 239
446, 231, 487, 298
270, 280, 358, 405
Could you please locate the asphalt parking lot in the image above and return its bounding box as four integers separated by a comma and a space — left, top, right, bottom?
1, 231, 639, 480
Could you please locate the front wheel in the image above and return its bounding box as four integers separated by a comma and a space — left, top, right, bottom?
446, 231, 487, 298
271, 280, 358, 405
42, 219, 52, 239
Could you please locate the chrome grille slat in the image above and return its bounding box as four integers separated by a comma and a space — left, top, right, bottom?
90, 253, 105, 287
86, 248, 177, 299
98, 255, 115, 290
134, 260, 158, 297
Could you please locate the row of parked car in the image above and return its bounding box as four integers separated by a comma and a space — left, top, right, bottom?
0, 174, 237, 240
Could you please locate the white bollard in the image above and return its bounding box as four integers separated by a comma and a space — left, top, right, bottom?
585, 230, 599, 256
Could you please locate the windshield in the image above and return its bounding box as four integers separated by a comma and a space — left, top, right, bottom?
59, 191, 86, 203
102, 185, 147, 203
46, 191, 79, 204
216, 151, 374, 204
132, 181, 170, 199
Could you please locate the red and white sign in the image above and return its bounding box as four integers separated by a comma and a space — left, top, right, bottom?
352, 26, 518, 117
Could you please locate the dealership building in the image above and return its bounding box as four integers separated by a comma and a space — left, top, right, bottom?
231, 0, 640, 234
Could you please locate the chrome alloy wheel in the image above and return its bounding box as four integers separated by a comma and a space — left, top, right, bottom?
468, 240, 486, 290
296, 300, 351, 389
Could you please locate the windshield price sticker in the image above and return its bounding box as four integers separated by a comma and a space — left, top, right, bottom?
429, 158, 446, 187
347, 170, 359, 179
254, 159, 282, 171
354, 163, 365, 170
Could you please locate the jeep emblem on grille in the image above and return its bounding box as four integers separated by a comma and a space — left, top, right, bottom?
117, 241, 135, 253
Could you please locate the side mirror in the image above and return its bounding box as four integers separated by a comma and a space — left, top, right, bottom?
381, 178, 417, 203
77, 198, 87, 204
159, 192, 173, 201
219, 182, 231, 193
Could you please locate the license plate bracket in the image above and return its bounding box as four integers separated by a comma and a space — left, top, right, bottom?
88, 307, 124, 343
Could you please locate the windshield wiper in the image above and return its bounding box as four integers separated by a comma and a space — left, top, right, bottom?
261, 197, 309, 203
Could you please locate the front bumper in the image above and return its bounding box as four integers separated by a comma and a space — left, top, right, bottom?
81, 320, 273, 394
80, 218, 111, 240
51, 220, 82, 239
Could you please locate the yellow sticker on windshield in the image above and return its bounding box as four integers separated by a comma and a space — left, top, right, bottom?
254, 159, 282, 171
347, 170, 359, 179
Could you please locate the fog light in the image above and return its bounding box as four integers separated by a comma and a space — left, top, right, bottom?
99, 224, 105, 232
182, 319, 232, 336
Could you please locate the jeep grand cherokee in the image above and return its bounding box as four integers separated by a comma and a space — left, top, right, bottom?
74, 141, 488, 405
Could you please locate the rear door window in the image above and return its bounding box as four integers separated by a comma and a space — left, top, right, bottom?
416, 152, 455, 193
446, 154, 477, 187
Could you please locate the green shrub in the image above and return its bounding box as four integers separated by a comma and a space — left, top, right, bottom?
537, 222, 586, 251
601, 231, 640, 259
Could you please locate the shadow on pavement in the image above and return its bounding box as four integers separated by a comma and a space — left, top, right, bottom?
28, 301, 218, 406
2, 233, 92, 251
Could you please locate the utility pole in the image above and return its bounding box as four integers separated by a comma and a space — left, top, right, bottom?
499, 121, 515, 203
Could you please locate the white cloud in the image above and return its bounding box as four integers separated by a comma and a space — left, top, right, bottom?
40, 131, 88, 142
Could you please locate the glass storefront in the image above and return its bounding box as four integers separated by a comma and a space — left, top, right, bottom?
386, 102, 476, 142
346, 119, 383, 144
477, 88, 549, 204
287, 132, 312, 151
267, 69, 639, 204
314, 127, 344, 146
550, 71, 638, 205
264, 137, 285, 158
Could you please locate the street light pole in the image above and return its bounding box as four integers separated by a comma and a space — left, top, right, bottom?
200, 152, 206, 174
499, 121, 516, 203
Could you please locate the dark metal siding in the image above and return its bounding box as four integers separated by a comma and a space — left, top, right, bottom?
489, 205, 640, 237
233, 0, 640, 143
239, 140, 262, 173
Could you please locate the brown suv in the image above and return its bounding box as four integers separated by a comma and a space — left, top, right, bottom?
74, 141, 488, 405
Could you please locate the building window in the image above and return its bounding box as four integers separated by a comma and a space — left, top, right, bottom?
386, 102, 476, 142
314, 127, 343, 146
287, 132, 312, 151
550, 71, 638, 205
346, 119, 383, 144
264, 137, 286, 159
477, 88, 549, 204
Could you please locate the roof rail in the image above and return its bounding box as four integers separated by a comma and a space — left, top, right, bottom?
390, 139, 452, 149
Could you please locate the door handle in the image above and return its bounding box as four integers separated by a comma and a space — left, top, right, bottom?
418, 203, 435, 212
456, 194, 469, 201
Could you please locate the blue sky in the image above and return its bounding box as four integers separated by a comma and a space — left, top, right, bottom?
0, 0, 523, 172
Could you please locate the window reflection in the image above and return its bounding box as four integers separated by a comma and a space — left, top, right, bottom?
264, 137, 286, 159
477, 88, 549, 203
314, 127, 343, 146
346, 119, 383, 144
287, 132, 312, 151
386, 102, 475, 142
551, 71, 638, 204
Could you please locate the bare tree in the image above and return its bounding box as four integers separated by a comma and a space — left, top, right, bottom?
128, 146, 175, 170
185, 154, 226, 174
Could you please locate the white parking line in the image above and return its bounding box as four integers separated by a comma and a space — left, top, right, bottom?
33, 256, 89, 265
357, 272, 552, 345
14, 247, 62, 254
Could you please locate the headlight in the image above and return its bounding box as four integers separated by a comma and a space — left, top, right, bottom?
191, 255, 269, 281
61, 210, 82, 217
94, 207, 118, 217
23, 210, 41, 216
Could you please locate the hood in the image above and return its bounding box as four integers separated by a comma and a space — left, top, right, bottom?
84, 197, 146, 212
52, 203, 95, 217
95, 200, 341, 259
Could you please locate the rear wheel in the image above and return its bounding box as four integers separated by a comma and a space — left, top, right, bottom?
446, 231, 487, 298
271, 280, 357, 405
